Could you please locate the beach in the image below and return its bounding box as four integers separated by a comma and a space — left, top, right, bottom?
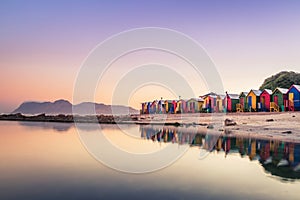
137, 112, 300, 143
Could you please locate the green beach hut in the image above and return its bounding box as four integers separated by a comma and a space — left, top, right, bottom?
236, 92, 248, 112
272, 88, 288, 112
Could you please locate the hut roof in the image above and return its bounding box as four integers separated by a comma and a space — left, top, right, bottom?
218, 94, 226, 99
273, 87, 288, 94
290, 84, 300, 92
249, 89, 262, 96
188, 97, 204, 102
262, 89, 273, 95
227, 94, 240, 99
239, 92, 249, 97
202, 92, 217, 98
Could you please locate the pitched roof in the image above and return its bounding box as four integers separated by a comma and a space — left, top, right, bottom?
218, 94, 226, 99
250, 89, 262, 96
202, 92, 218, 99
239, 92, 248, 97
273, 87, 288, 94
262, 89, 273, 95
227, 94, 240, 99
188, 97, 204, 102
292, 84, 300, 92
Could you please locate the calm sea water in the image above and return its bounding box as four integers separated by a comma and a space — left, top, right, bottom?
0, 121, 300, 200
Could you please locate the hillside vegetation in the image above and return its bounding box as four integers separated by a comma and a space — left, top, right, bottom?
259, 71, 300, 91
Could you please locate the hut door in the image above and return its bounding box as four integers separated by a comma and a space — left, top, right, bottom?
261, 97, 265, 110
289, 93, 294, 101
248, 96, 252, 109
274, 96, 278, 105
240, 98, 244, 108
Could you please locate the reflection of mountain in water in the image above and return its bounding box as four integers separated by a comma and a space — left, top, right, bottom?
140, 125, 300, 181
19, 121, 73, 132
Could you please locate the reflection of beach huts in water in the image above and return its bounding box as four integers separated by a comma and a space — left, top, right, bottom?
260, 89, 272, 112
187, 98, 204, 113
287, 84, 300, 111
202, 92, 217, 113
246, 90, 262, 112
225, 93, 240, 112
271, 88, 288, 112
236, 92, 248, 112
176, 99, 188, 113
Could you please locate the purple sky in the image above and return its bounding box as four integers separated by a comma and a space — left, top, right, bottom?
1, 0, 300, 113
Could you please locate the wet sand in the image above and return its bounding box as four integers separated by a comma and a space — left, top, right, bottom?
1, 112, 299, 142
137, 112, 300, 143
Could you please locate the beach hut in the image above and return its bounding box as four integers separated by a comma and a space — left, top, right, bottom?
150, 100, 158, 114
157, 100, 165, 114
202, 92, 217, 113
187, 98, 204, 113
246, 90, 262, 112
164, 100, 174, 114
141, 102, 148, 114
176, 99, 188, 113
287, 84, 300, 111
236, 92, 248, 112
147, 102, 151, 114
225, 93, 240, 112
271, 88, 288, 112
260, 89, 272, 112
216, 94, 226, 112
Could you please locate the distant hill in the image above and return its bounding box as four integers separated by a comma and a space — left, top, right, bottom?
12, 99, 139, 115
259, 71, 300, 91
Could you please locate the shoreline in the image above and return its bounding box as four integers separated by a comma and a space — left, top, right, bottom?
1, 112, 300, 142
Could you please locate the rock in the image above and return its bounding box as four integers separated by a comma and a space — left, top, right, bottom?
207, 124, 214, 129
174, 122, 181, 127
282, 131, 292, 134
224, 118, 236, 126
266, 119, 274, 122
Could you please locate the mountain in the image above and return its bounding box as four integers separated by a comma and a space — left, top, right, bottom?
12, 99, 139, 115
259, 71, 300, 91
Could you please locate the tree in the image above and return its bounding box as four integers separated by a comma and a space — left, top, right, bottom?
259, 71, 300, 91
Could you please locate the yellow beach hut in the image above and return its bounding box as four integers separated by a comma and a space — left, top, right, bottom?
246, 90, 262, 112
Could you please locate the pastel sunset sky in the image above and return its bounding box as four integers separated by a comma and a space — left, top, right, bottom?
1, 0, 300, 113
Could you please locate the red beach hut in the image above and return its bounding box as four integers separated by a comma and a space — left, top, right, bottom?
260, 89, 272, 112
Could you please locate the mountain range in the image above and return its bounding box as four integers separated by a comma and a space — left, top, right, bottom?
12, 99, 139, 115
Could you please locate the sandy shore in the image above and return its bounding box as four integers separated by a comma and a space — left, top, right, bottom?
1, 112, 299, 142
137, 112, 300, 143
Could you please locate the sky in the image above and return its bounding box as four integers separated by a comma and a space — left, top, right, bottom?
1, 0, 300, 113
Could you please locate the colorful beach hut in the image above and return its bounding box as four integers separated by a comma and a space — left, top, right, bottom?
176, 99, 188, 113
287, 84, 300, 111
141, 102, 148, 114
236, 92, 248, 112
150, 100, 158, 114
157, 100, 165, 114
260, 89, 272, 112
187, 98, 204, 113
225, 93, 240, 112
246, 90, 262, 112
202, 92, 217, 113
216, 94, 226, 112
271, 88, 288, 112
164, 100, 174, 114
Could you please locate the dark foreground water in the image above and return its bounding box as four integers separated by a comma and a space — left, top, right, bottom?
0, 121, 299, 200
